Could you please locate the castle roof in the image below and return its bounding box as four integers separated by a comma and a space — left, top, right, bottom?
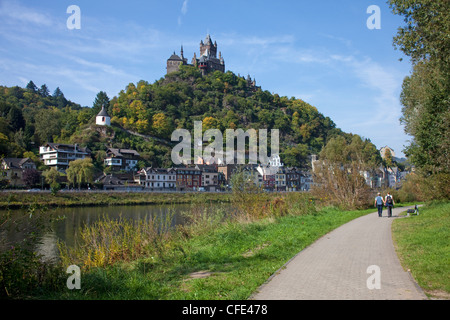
168, 52, 183, 61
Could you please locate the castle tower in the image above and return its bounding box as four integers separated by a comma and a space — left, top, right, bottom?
200, 34, 217, 58
167, 49, 185, 74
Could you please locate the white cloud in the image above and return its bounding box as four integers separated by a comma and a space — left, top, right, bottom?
0, 1, 53, 26
181, 0, 188, 15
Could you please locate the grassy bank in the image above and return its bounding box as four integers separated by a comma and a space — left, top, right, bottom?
41, 201, 375, 300
0, 191, 233, 210
392, 201, 450, 299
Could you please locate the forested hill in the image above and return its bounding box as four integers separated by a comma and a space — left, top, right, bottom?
0, 65, 352, 169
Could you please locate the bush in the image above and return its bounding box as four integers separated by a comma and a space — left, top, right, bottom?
0, 204, 65, 298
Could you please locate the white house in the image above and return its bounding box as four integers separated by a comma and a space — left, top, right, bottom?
135, 167, 176, 190
104, 148, 140, 172
269, 154, 283, 167
96, 106, 111, 126
39, 143, 91, 172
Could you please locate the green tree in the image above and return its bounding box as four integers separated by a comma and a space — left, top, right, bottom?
389, 0, 450, 64
53, 87, 67, 108
38, 84, 50, 98
282, 143, 309, 169
43, 167, 62, 185
26, 81, 38, 93
92, 91, 110, 115
7, 106, 25, 131
43, 167, 63, 194
34, 108, 62, 143
66, 158, 94, 190
389, 0, 449, 199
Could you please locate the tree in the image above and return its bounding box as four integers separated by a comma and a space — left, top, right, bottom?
34, 108, 62, 143
389, 0, 450, 65
43, 167, 62, 185
22, 169, 41, 188
7, 106, 25, 131
151, 112, 172, 137
311, 135, 381, 209
384, 148, 394, 168
66, 158, 94, 190
53, 87, 67, 108
282, 143, 309, 169
26, 81, 38, 93
389, 0, 450, 199
92, 91, 110, 115
38, 84, 50, 98
43, 167, 63, 194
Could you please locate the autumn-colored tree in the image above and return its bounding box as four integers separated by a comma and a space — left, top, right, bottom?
152, 113, 172, 137
202, 116, 220, 131
312, 135, 382, 209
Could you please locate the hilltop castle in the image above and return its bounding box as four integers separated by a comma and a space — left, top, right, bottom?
167, 34, 225, 76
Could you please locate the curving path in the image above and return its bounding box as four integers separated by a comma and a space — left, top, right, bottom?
251, 206, 427, 300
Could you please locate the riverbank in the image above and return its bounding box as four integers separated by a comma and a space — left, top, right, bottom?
1, 190, 428, 300
43, 204, 377, 300
0, 190, 233, 210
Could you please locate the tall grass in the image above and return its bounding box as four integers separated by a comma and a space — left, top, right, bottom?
58, 211, 176, 269
57, 190, 315, 272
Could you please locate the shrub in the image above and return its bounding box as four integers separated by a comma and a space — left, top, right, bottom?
0, 204, 65, 298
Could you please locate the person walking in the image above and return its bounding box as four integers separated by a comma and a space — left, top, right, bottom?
374, 192, 384, 217
385, 192, 395, 217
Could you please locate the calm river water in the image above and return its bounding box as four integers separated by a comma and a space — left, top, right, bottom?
2, 202, 228, 261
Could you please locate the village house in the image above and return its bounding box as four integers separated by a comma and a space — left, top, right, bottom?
104, 148, 140, 172
175, 166, 202, 191
1, 158, 36, 187
196, 164, 220, 191
135, 167, 176, 191
241, 165, 263, 189
39, 143, 91, 172
274, 167, 287, 191
285, 167, 303, 191
96, 173, 143, 191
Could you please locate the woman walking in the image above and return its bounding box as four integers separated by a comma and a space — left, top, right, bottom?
385, 192, 395, 217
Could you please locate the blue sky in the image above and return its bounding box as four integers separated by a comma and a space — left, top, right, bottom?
0, 0, 412, 157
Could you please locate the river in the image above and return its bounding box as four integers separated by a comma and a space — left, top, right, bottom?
1, 202, 229, 261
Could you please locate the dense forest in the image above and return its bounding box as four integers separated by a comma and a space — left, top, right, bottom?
1, 65, 360, 170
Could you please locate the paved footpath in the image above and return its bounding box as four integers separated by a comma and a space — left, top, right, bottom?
251, 206, 427, 300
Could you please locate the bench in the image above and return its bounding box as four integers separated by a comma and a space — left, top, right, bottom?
406, 205, 419, 217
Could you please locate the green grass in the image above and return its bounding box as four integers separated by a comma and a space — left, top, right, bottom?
392, 201, 450, 299
42, 205, 375, 300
